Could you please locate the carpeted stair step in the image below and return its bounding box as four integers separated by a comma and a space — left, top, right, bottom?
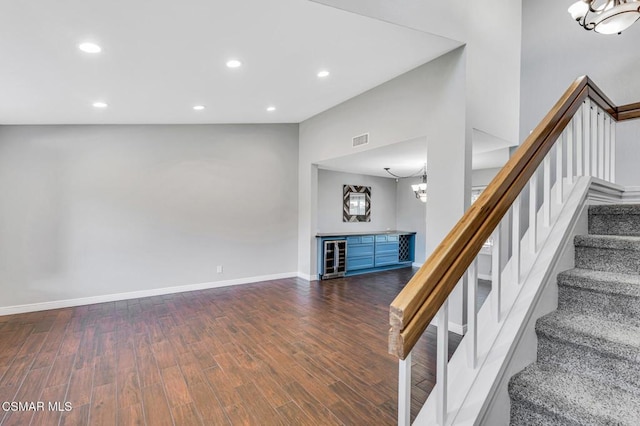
589, 204, 640, 236
574, 234, 640, 274
509, 364, 640, 425
535, 311, 640, 395
558, 268, 640, 326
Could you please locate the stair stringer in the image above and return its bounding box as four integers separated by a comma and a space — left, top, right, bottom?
414, 177, 632, 425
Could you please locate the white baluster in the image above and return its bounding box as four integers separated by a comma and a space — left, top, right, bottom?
437, 299, 449, 425
576, 104, 583, 177
611, 121, 616, 183
529, 170, 538, 253
591, 104, 598, 176
567, 116, 574, 183
398, 352, 412, 426
467, 259, 478, 369
598, 109, 605, 179
583, 100, 591, 176
491, 228, 502, 322
604, 114, 611, 181
556, 132, 564, 203
543, 155, 551, 227
512, 197, 521, 283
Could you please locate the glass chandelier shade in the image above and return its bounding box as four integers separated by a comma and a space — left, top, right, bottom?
411, 175, 427, 203
568, 0, 640, 34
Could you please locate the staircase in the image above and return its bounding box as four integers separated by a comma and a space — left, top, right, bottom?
509, 204, 640, 425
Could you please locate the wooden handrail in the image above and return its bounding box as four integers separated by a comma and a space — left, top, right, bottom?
389, 76, 633, 359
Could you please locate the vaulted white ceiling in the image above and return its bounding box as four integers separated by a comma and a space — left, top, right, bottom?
0, 0, 460, 124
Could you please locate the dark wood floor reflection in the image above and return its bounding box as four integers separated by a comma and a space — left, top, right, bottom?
0, 269, 488, 425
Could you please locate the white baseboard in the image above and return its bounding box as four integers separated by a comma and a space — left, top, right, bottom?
0, 272, 299, 316
297, 272, 317, 281
478, 273, 492, 281
412, 262, 423, 268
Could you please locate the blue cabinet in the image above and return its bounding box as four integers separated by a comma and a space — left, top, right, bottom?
346, 236, 375, 271
374, 234, 399, 266
317, 232, 415, 279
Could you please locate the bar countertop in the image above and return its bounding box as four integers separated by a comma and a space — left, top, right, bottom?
315, 230, 416, 238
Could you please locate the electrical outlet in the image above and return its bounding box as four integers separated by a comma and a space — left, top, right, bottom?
216, 265, 223, 273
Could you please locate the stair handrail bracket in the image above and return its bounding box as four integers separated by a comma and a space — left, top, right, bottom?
389, 75, 640, 425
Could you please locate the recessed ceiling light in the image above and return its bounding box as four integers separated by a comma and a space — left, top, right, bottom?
266, 106, 276, 112
317, 70, 330, 78
92, 101, 108, 108
226, 59, 242, 68
79, 42, 102, 53
193, 105, 205, 111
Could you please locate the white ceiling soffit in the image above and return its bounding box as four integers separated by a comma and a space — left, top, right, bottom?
473, 128, 516, 153
0, 0, 460, 125
317, 137, 427, 178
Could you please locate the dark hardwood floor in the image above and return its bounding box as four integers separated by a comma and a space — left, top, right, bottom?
0, 268, 490, 425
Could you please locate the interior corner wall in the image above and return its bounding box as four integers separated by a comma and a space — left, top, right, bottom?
0, 124, 299, 310
317, 169, 397, 233
521, 0, 640, 185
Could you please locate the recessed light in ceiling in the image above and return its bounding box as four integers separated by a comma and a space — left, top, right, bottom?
226, 59, 242, 68
92, 101, 108, 108
317, 70, 330, 78
79, 42, 102, 53
266, 106, 276, 112
193, 105, 205, 111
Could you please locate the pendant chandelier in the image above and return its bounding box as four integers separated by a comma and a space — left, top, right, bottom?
384, 165, 427, 203
568, 0, 640, 34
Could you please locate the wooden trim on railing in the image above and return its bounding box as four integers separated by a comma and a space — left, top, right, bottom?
389, 75, 632, 359
617, 102, 640, 121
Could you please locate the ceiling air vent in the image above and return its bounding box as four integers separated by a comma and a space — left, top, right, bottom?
352, 133, 369, 148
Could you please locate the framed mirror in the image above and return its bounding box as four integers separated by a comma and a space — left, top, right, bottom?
343, 185, 371, 222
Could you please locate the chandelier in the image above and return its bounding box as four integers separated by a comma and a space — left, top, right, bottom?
384, 165, 427, 203
568, 0, 640, 34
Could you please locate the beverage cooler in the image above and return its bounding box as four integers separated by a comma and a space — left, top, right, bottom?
322, 240, 346, 279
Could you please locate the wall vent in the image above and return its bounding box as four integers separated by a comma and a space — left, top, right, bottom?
352, 133, 369, 148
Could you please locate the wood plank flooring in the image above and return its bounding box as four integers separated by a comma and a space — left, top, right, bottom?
0, 269, 489, 425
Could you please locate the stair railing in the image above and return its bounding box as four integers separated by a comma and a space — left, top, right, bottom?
389, 75, 640, 425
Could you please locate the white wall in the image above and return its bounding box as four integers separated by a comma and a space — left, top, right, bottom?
317, 169, 397, 233
520, 0, 640, 185
472, 167, 501, 188
298, 48, 469, 278
0, 124, 299, 310
299, 48, 469, 329
396, 177, 427, 263
312, 0, 522, 146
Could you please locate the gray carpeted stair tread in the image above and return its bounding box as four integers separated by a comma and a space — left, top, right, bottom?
508, 207, 640, 424
536, 311, 640, 361
589, 204, 640, 215
558, 268, 640, 297
509, 365, 640, 425
574, 234, 640, 250
589, 204, 640, 236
